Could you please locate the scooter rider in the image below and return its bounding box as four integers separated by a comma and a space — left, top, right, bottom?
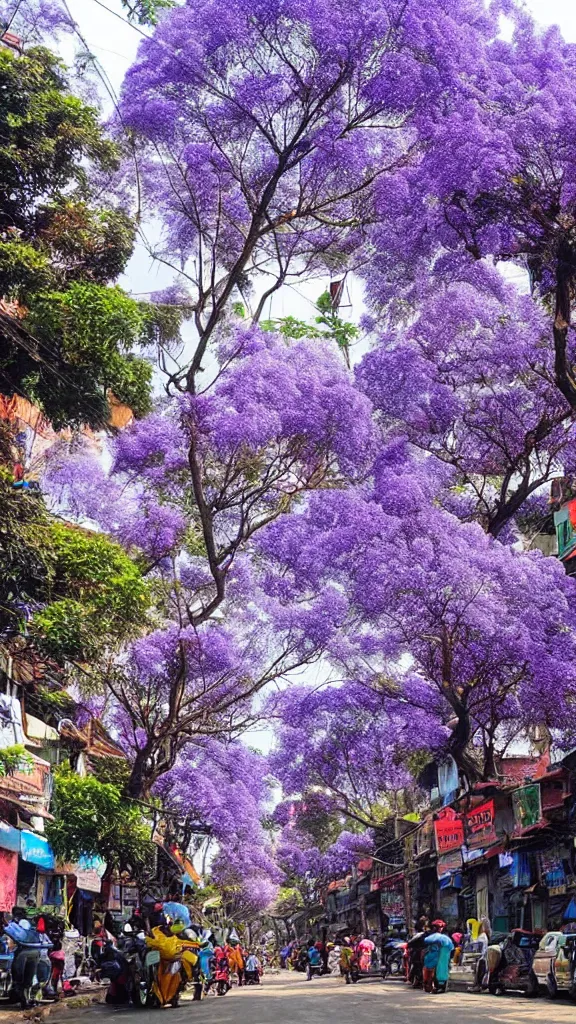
306, 944, 322, 980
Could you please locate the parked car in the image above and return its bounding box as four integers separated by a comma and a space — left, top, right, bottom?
532, 931, 576, 999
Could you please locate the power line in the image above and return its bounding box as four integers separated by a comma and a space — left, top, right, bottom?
2, 0, 24, 32
87, 0, 153, 40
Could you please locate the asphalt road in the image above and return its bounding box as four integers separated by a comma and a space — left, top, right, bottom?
50, 972, 576, 1024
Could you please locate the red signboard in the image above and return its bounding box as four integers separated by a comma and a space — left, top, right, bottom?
465, 799, 497, 850
0, 850, 17, 911
434, 811, 464, 854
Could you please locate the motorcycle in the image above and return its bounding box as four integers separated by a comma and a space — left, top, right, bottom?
215, 955, 231, 995
381, 938, 407, 979
100, 924, 159, 1007
4, 917, 53, 1009
486, 929, 541, 997
0, 935, 13, 1001
146, 926, 186, 1007
245, 968, 261, 985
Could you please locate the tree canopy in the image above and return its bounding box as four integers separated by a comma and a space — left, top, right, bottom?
0, 45, 181, 428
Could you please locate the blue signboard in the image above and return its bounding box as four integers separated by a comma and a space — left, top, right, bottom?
20, 830, 55, 870
0, 821, 20, 854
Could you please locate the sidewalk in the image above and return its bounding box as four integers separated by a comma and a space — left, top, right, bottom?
0, 986, 108, 1024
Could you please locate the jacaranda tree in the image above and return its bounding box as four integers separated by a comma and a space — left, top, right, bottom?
17, 0, 576, 894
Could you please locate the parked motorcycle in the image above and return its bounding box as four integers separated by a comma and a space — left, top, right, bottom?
0, 935, 13, 1001
100, 923, 159, 1007
306, 960, 322, 981
4, 917, 53, 1009
381, 938, 407, 980
146, 926, 186, 1007
486, 929, 540, 997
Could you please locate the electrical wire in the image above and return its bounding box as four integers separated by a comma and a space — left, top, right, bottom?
2, 0, 24, 33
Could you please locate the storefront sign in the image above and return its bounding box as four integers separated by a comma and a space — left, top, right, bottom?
437, 849, 463, 879
434, 810, 464, 854
0, 820, 20, 853
74, 856, 106, 893
0, 849, 18, 911
512, 784, 542, 833
465, 800, 497, 850
20, 830, 55, 870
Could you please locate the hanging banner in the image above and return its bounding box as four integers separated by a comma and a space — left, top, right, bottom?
512, 784, 542, 833
539, 850, 566, 895
434, 810, 464, 854
465, 800, 497, 850
0, 849, 17, 911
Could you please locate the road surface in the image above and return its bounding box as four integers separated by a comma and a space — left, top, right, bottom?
52, 972, 576, 1024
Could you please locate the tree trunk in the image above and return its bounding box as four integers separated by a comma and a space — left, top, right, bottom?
448, 703, 481, 784
127, 747, 150, 799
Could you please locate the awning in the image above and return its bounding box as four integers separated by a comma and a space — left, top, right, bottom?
24, 715, 59, 742
20, 830, 55, 870
0, 821, 20, 853
0, 791, 54, 821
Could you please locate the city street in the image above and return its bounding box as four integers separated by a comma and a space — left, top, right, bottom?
53, 974, 575, 1024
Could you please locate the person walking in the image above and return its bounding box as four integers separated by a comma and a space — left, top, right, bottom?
225, 941, 246, 986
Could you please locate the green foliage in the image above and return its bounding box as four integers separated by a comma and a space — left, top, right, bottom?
46, 765, 154, 871
0, 47, 117, 231
261, 315, 322, 339
0, 45, 179, 428
0, 461, 150, 659
261, 292, 358, 363
272, 886, 304, 918
34, 200, 136, 286
0, 745, 34, 777
315, 290, 358, 360
120, 0, 175, 24
31, 523, 151, 662
31, 686, 76, 726
89, 755, 132, 791
0, 240, 52, 296
33, 600, 92, 661
24, 283, 154, 425
0, 467, 54, 635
